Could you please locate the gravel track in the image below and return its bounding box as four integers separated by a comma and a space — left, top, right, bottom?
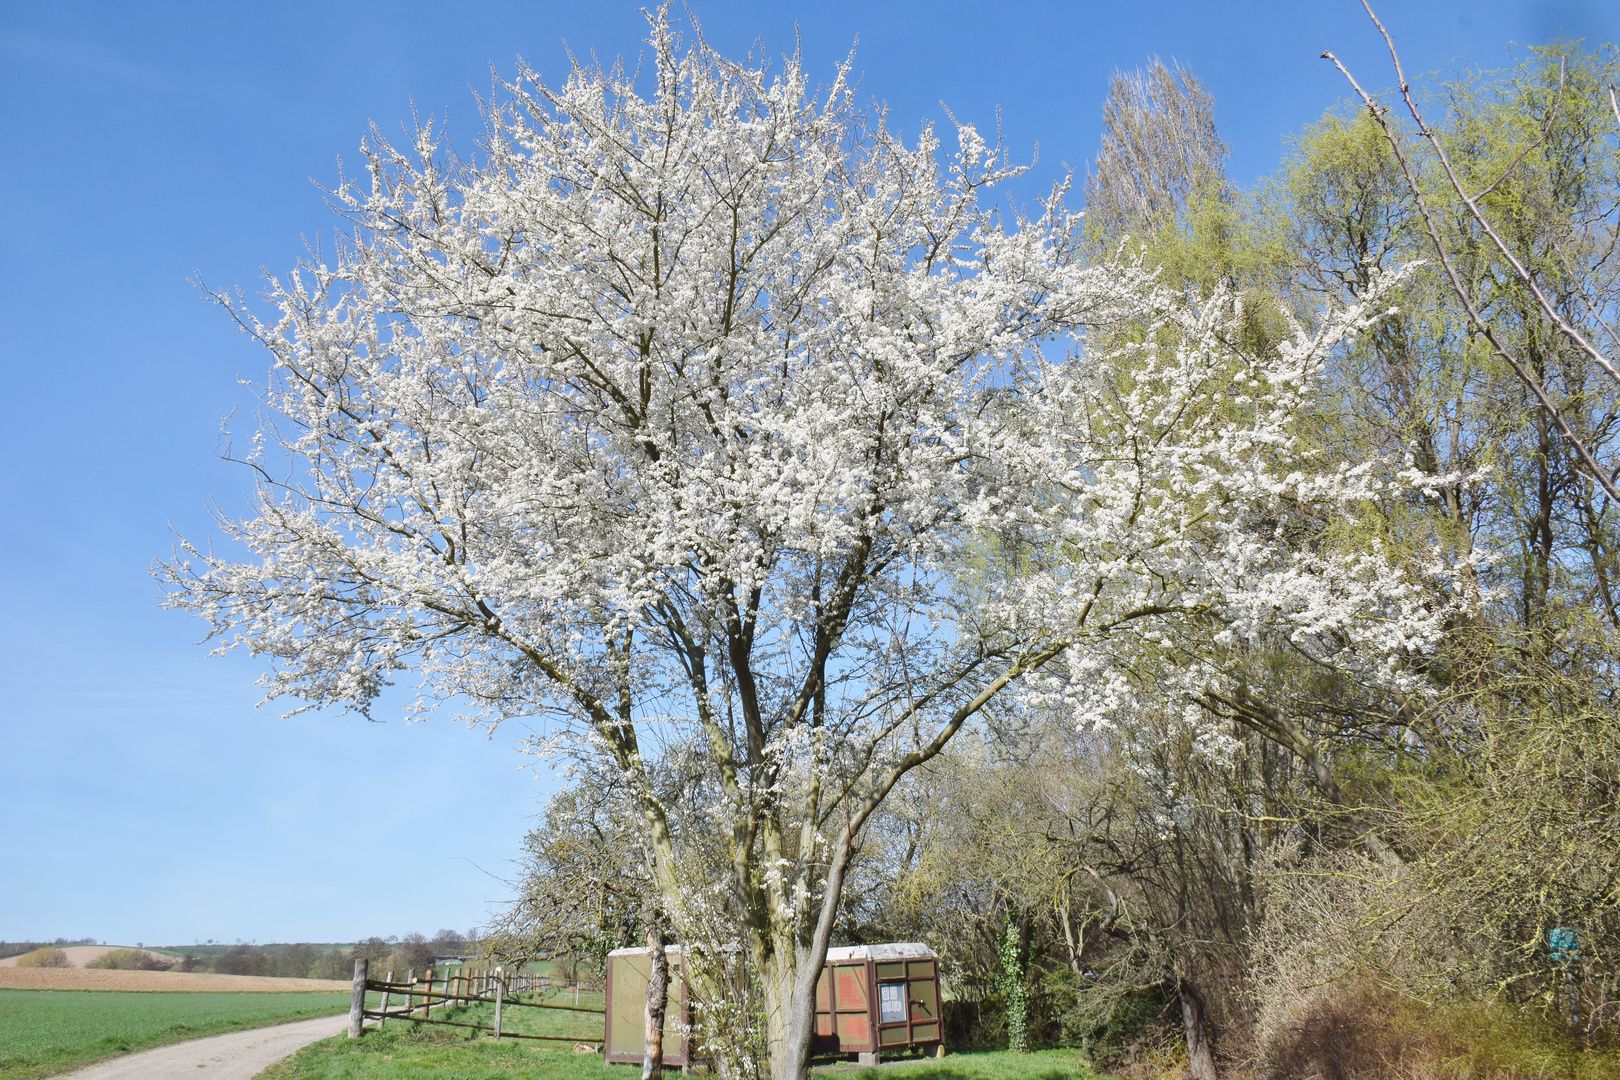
55, 1013, 349, 1080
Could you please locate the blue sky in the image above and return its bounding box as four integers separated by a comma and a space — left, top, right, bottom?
1, 0, 1612, 947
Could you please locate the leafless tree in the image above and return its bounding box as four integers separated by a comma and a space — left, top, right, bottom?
1085, 58, 1229, 248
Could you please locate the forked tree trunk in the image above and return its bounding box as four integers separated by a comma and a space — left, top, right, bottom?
643, 901, 668, 1080
1178, 978, 1218, 1080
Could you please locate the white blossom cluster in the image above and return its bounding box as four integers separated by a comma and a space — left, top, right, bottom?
158, 13, 1465, 1070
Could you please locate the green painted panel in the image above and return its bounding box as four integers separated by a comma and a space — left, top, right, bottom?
909, 977, 937, 1020
607, 954, 684, 1058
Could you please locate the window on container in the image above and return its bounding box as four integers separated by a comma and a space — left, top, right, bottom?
878, 982, 906, 1024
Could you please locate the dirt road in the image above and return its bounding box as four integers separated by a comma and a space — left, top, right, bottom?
57, 1014, 348, 1080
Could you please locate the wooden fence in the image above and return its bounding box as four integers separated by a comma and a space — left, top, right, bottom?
346, 958, 604, 1047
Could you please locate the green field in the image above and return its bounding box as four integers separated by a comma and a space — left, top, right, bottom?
0, 989, 352, 1079
259, 992, 1099, 1080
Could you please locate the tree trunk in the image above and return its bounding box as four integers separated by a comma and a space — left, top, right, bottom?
643, 901, 668, 1080
1178, 978, 1217, 1080
764, 961, 798, 1080
771, 831, 861, 1080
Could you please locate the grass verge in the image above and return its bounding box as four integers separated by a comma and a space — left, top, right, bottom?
257, 993, 610, 1080
259, 994, 1099, 1080
818, 1049, 1099, 1080
0, 989, 350, 1079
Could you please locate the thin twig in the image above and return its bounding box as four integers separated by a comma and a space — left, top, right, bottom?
1360, 0, 1620, 391
1322, 24, 1620, 503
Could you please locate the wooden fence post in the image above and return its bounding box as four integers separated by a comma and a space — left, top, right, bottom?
494, 967, 504, 1040
348, 958, 368, 1038
424, 968, 434, 1020
379, 971, 393, 1029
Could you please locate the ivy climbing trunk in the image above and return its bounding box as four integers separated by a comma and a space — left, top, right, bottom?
995, 917, 1030, 1054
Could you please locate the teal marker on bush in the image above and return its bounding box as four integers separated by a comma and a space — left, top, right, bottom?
1548, 927, 1579, 964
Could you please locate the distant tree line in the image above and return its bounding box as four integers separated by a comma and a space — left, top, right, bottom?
196, 929, 478, 980
4, 931, 480, 980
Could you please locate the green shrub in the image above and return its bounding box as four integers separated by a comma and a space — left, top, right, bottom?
1259, 982, 1620, 1080
86, 949, 173, 972
213, 945, 267, 976
13, 948, 70, 969
308, 949, 352, 981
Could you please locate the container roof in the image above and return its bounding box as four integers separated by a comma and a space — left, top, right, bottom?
825, 943, 936, 961
607, 942, 935, 961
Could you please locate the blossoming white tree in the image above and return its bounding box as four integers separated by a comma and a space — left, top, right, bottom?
161, 12, 1448, 1079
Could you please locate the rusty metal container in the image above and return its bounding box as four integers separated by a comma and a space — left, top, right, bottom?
812, 943, 942, 1059
603, 942, 942, 1066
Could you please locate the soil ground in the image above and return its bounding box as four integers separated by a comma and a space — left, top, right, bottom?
0, 969, 351, 993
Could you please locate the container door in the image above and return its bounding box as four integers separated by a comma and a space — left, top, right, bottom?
666, 953, 689, 1066
813, 967, 835, 1046
906, 959, 940, 1044
874, 961, 910, 1048
607, 955, 646, 1062
606, 953, 687, 1065
830, 962, 872, 1051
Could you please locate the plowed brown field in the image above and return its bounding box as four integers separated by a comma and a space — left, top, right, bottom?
0, 968, 350, 992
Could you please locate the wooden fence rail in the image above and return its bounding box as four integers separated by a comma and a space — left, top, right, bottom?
346, 958, 604, 1048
